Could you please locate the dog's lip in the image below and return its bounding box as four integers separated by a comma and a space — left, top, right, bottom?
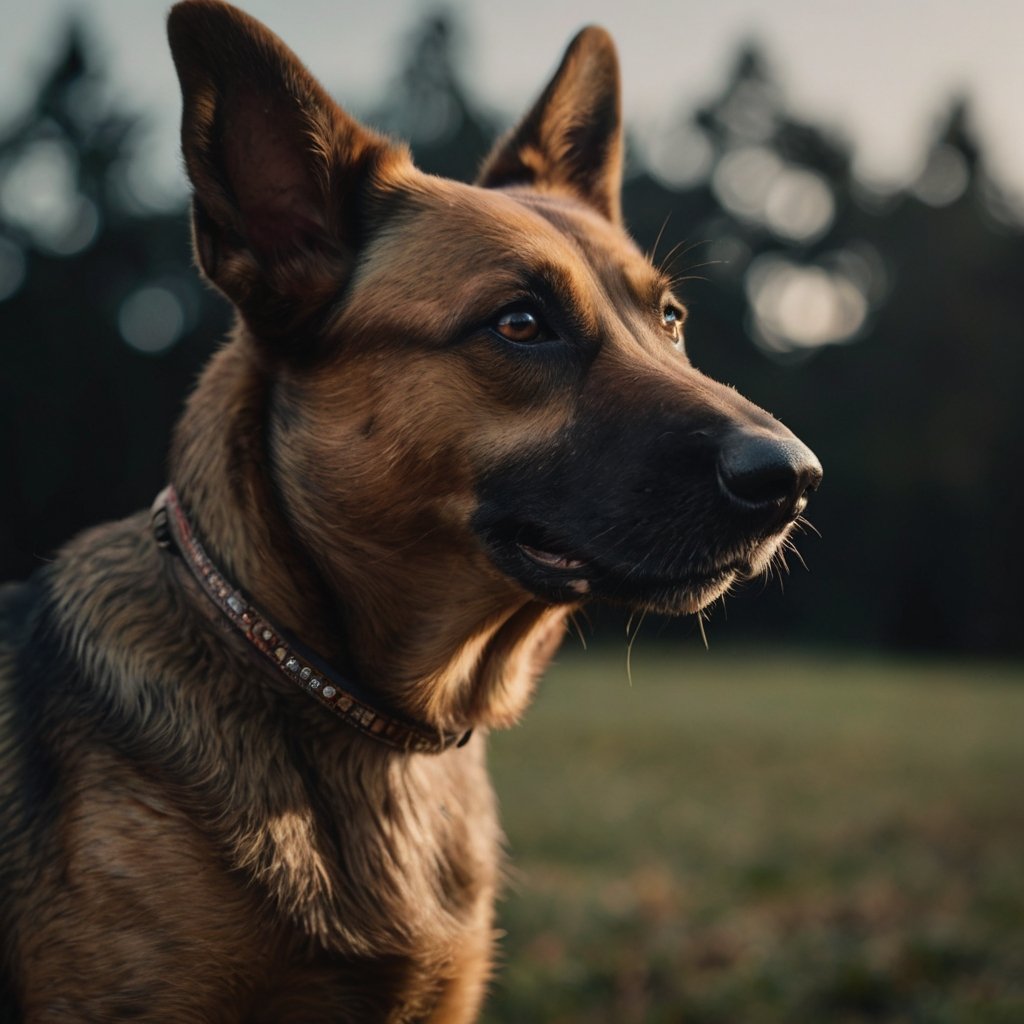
516, 543, 587, 572
506, 524, 749, 599
515, 543, 592, 594
480, 513, 760, 605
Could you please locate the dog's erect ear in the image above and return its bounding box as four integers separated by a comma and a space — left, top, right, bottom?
476, 26, 622, 223
167, 0, 411, 338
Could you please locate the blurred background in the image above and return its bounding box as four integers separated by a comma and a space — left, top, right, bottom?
1, 1, 1021, 1020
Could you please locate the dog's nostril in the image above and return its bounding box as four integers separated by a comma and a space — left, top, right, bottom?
717, 432, 823, 514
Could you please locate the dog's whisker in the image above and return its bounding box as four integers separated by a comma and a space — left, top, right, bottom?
794, 515, 822, 539
647, 212, 673, 265
658, 237, 708, 277
667, 259, 724, 281
568, 612, 588, 651
783, 537, 809, 574
625, 608, 648, 688
695, 608, 710, 650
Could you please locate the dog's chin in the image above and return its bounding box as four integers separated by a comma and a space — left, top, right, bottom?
479, 522, 782, 616
584, 570, 740, 617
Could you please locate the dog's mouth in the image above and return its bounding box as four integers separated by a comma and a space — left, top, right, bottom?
517, 542, 590, 592
485, 519, 754, 613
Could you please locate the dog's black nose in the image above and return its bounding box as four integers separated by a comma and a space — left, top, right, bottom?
717, 430, 822, 519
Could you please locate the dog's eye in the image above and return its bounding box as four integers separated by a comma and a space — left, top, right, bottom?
493, 308, 549, 344
661, 303, 686, 347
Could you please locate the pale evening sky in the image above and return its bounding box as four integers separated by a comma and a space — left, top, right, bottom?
1, 0, 1022, 205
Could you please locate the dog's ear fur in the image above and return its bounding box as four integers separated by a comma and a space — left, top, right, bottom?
476, 26, 622, 223
167, 0, 411, 339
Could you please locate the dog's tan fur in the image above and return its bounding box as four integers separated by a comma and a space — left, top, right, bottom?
0, 3, 820, 1020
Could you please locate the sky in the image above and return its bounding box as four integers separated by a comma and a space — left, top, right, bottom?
1, 0, 1023, 206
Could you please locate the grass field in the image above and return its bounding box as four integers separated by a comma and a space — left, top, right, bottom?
483, 649, 1024, 1023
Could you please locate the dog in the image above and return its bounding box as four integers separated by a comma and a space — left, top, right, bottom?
0, 2, 822, 1020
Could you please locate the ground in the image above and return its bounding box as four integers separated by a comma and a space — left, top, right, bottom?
485, 649, 1024, 1023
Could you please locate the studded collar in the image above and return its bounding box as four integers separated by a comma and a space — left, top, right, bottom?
151, 485, 472, 754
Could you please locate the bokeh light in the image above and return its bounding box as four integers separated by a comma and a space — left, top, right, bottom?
118, 284, 185, 355
746, 252, 868, 352
0, 138, 99, 255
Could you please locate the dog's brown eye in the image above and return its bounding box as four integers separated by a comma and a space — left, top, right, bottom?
494, 309, 545, 344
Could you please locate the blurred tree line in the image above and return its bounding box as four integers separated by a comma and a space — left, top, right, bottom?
2, 15, 1022, 656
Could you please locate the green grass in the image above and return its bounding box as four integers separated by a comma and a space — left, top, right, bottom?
483, 649, 1024, 1023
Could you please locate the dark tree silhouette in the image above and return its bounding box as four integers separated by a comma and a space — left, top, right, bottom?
0, 23, 228, 580
367, 11, 497, 181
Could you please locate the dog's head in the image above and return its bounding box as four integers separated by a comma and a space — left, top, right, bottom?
168, 2, 820, 714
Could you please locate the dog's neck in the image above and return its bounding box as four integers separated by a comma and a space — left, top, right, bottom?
169, 336, 568, 735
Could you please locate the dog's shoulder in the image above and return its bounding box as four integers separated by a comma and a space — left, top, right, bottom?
0, 569, 66, 791
0, 569, 67, 1011
0, 514, 167, 830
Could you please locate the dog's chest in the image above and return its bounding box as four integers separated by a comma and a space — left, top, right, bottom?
16, 740, 495, 1022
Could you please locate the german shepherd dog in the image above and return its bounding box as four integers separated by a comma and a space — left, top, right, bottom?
0, 1, 821, 1020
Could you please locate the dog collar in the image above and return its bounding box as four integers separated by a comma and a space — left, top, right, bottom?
151, 485, 472, 754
